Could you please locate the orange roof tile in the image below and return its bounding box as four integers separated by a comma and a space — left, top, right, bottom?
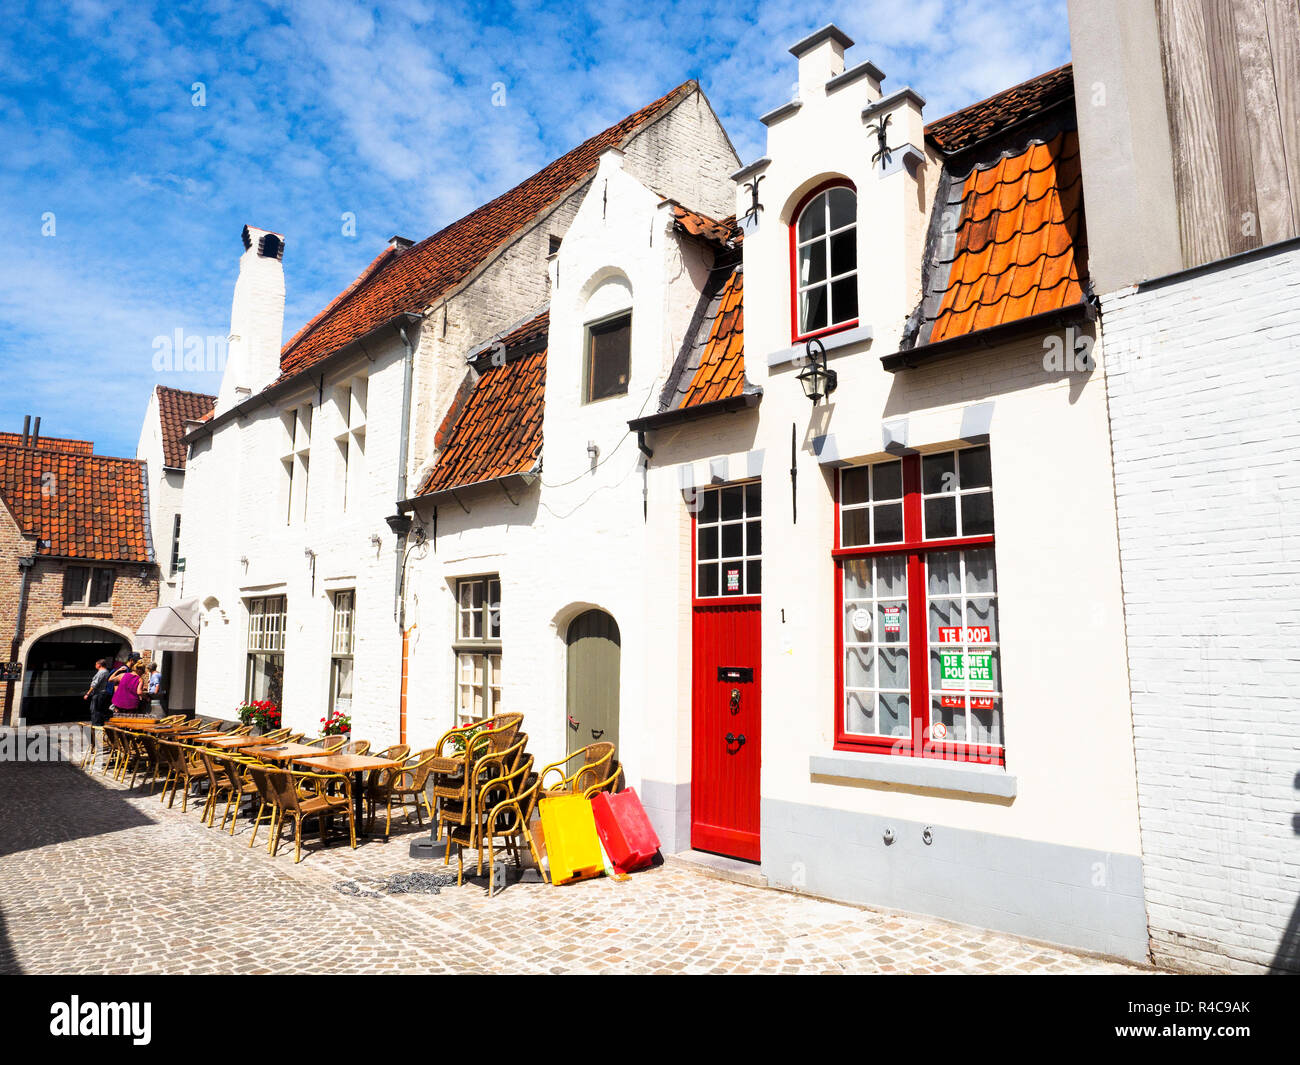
417, 312, 548, 495
914, 129, 1086, 345
155, 385, 215, 468
671, 205, 739, 246
679, 264, 745, 408
0, 445, 153, 562
279, 82, 699, 382
0, 432, 94, 454
926, 64, 1074, 154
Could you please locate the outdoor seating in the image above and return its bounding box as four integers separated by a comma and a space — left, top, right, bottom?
364, 744, 410, 824
448, 755, 545, 896
202, 751, 259, 833
539, 742, 616, 799
430, 713, 525, 848
305, 736, 347, 753
263, 767, 356, 863
243, 763, 282, 852
342, 740, 370, 755
156, 741, 207, 812
381, 748, 439, 837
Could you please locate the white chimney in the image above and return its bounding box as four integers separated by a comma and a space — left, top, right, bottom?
217, 224, 286, 412
790, 24, 853, 98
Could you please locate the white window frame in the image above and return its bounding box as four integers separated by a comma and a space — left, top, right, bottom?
794, 184, 858, 338
453, 576, 501, 723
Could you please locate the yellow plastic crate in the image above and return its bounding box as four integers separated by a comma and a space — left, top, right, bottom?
539, 795, 604, 885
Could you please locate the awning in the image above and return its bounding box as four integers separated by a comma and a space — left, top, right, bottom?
135, 598, 201, 653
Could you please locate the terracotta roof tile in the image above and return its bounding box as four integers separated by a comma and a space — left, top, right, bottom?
279, 82, 699, 382
0, 445, 153, 562
0, 432, 93, 454
671, 205, 740, 246
908, 125, 1087, 347
926, 63, 1074, 154
418, 312, 548, 495
155, 385, 215, 469
679, 264, 745, 408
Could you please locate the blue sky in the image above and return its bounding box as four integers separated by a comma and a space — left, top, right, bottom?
0, 0, 1070, 458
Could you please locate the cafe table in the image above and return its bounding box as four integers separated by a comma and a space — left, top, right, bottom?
253, 742, 329, 763
201, 734, 279, 750
291, 753, 400, 837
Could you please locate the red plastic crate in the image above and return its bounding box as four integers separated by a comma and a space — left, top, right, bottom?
591, 788, 660, 874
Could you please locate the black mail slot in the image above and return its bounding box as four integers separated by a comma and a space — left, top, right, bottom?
717, 666, 754, 683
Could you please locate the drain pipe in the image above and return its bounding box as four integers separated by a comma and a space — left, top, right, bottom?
3, 556, 35, 725
394, 319, 418, 744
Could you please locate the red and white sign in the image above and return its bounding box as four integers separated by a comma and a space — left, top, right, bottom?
725, 567, 741, 593
940, 695, 996, 711
938, 625, 992, 644
882, 605, 902, 634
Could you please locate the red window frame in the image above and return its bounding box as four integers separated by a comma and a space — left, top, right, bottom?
789, 178, 859, 344
832, 449, 1006, 766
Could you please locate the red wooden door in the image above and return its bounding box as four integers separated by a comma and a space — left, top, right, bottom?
691, 606, 762, 861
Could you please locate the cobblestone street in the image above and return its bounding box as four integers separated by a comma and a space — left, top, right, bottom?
0, 757, 1149, 975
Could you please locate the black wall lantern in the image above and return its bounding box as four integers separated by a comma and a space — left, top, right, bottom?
797, 338, 837, 404
385, 512, 412, 538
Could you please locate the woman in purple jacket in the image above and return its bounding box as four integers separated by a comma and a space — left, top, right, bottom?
110, 662, 146, 714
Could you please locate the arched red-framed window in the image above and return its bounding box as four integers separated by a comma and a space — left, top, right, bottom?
789, 179, 858, 342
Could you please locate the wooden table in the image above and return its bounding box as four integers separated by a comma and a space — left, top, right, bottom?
254, 743, 331, 762
292, 753, 400, 837
201, 735, 278, 750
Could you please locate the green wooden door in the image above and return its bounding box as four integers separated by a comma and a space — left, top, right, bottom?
566, 609, 621, 756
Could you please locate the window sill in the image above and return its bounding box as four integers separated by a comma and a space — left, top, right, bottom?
769, 323, 873, 368
63, 606, 113, 617
809, 750, 1017, 798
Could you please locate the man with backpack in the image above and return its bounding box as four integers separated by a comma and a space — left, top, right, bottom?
83, 658, 112, 725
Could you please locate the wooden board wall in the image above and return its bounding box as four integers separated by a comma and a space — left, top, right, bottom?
1156, 0, 1300, 268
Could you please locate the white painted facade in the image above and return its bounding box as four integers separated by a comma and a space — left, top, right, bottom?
177, 90, 738, 741
135, 388, 186, 604
1099, 246, 1300, 973
637, 28, 1147, 959
403, 152, 725, 790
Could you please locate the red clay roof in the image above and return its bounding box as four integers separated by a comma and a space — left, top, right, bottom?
0, 432, 93, 454
0, 445, 153, 562
155, 386, 215, 468
918, 129, 1086, 344
279, 82, 699, 381
671, 205, 739, 246
679, 264, 745, 408
926, 63, 1074, 154
418, 312, 548, 495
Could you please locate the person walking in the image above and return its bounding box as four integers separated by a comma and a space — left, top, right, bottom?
83, 659, 112, 726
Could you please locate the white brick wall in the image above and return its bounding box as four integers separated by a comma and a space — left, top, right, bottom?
1102, 243, 1300, 973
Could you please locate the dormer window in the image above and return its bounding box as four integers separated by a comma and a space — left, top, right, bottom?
792, 182, 858, 340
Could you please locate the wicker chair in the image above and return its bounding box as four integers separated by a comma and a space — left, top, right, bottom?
449, 755, 544, 895
382, 749, 439, 837
430, 714, 525, 850
157, 715, 185, 726
364, 744, 410, 823
260, 728, 291, 742
539, 742, 616, 799
210, 752, 259, 834
343, 739, 370, 755
305, 736, 347, 753
156, 742, 208, 812
243, 763, 282, 851
81, 725, 105, 770
264, 767, 356, 862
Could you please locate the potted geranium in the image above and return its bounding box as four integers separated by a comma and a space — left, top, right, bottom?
237, 700, 281, 733
321, 709, 351, 736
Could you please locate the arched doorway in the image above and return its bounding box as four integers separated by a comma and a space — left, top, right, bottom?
565, 609, 620, 756
20, 625, 130, 725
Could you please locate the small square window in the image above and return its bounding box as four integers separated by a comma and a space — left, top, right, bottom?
585, 313, 631, 402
